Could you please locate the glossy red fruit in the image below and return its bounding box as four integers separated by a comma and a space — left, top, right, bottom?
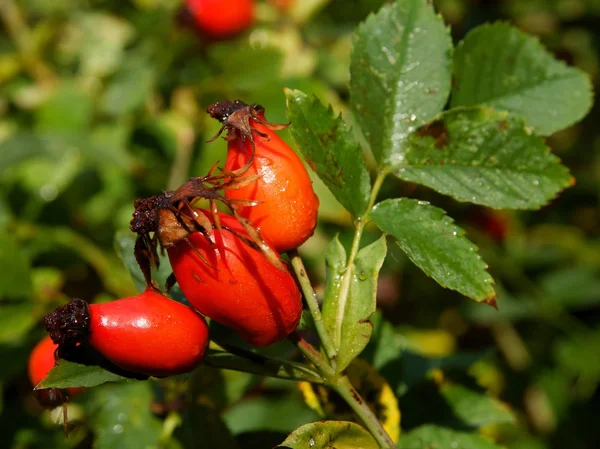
208, 101, 319, 252
167, 210, 302, 347
28, 336, 82, 407
45, 288, 209, 377
185, 0, 254, 39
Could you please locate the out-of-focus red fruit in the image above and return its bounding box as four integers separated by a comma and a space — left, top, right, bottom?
185, 0, 254, 39
28, 336, 82, 407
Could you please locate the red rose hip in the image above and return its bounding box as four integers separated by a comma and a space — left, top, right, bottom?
45, 288, 209, 377
207, 100, 319, 252
167, 210, 302, 346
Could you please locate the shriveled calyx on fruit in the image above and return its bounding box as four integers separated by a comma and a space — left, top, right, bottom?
207, 100, 289, 162
44, 298, 91, 349
129, 167, 285, 288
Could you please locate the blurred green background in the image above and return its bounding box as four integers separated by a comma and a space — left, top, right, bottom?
0, 0, 599, 448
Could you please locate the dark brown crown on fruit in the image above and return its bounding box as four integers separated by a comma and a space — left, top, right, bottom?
206, 99, 263, 123
44, 299, 91, 348
130, 194, 173, 235
206, 99, 288, 152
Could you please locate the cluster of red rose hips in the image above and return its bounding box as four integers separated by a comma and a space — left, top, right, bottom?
29, 100, 319, 410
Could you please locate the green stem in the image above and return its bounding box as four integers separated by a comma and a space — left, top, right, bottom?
288, 331, 335, 379
333, 169, 388, 349
205, 349, 324, 384
288, 250, 337, 362
333, 376, 396, 448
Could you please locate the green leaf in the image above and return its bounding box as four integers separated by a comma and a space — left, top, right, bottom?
452, 22, 593, 135
36, 82, 94, 132
75, 12, 134, 78
175, 403, 240, 449
285, 89, 371, 217
37, 359, 135, 389
114, 231, 146, 293
114, 230, 185, 299
440, 384, 515, 427
361, 311, 403, 370
399, 351, 489, 392
322, 236, 387, 373
101, 55, 155, 117
393, 107, 573, 209
539, 266, 600, 308
277, 421, 379, 449
209, 44, 283, 92
0, 304, 36, 344
370, 199, 494, 302
0, 231, 32, 299
0, 132, 129, 178
398, 425, 503, 449
554, 326, 600, 380
349, 0, 452, 165
87, 382, 161, 449
223, 395, 320, 435
0, 133, 64, 177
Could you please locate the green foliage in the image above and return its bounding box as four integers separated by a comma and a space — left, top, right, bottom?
439, 384, 515, 427
349, 0, 452, 165
321, 236, 387, 373
452, 22, 593, 136
1, 0, 597, 448
370, 199, 494, 301
398, 425, 504, 449
86, 382, 162, 449
394, 107, 574, 209
286, 89, 371, 217
37, 359, 136, 390
0, 232, 33, 299
113, 231, 147, 293
277, 421, 379, 449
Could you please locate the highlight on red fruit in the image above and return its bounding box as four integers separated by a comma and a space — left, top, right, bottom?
44, 288, 209, 377
167, 210, 303, 347
184, 0, 254, 39
28, 336, 82, 408
207, 100, 319, 252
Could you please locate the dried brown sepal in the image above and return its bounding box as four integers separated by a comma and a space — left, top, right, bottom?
134, 235, 159, 286
130, 167, 287, 284
230, 209, 286, 272
157, 208, 198, 248
206, 99, 289, 177
483, 296, 498, 310
44, 299, 91, 349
